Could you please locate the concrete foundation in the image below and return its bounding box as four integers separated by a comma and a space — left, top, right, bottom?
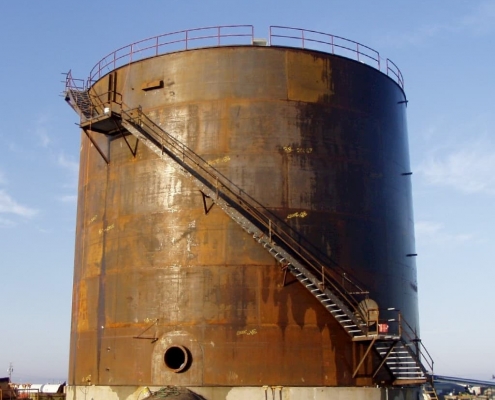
66, 385, 421, 400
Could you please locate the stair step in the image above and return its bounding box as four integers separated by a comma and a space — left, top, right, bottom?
387, 361, 417, 365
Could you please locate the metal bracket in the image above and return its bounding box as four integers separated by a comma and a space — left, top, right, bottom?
281, 263, 289, 287
120, 131, 139, 157
83, 128, 109, 164
132, 318, 159, 343
200, 191, 215, 215
352, 336, 377, 378
372, 340, 399, 378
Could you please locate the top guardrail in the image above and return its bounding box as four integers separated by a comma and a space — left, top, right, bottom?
269, 26, 404, 89
88, 25, 255, 84
82, 25, 404, 90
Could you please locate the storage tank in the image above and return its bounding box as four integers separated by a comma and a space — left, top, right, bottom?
65, 26, 427, 400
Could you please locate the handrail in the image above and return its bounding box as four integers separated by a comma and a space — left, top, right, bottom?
121, 106, 371, 320
87, 90, 123, 117
385, 58, 404, 89
68, 25, 404, 91
398, 312, 435, 374
87, 25, 254, 84
269, 26, 404, 89
64, 70, 85, 91
373, 307, 434, 375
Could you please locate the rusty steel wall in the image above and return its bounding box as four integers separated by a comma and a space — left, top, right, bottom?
70, 46, 417, 387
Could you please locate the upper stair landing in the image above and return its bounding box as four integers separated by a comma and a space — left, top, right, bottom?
64, 71, 125, 134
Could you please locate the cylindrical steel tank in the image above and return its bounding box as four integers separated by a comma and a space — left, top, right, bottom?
69, 28, 417, 392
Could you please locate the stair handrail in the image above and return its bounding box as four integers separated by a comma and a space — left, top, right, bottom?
64, 73, 118, 121
122, 106, 371, 319
86, 90, 118, 118
65, 70, 85, 91
395, 311, 434, 375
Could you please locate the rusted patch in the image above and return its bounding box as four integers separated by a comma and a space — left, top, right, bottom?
286, 51, 334, 102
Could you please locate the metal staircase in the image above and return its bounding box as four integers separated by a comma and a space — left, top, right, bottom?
65, 89, 95, 120
64, 81, 434, 386
64, 71, 99, 120
120, 108, 369, 336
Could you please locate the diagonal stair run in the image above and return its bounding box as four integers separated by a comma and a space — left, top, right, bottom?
65, 89, 95, 120
119, 108, 432, 385
120, 109, 368, 339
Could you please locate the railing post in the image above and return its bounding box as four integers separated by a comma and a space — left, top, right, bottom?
356, 43, 360, 62
398, 311, 402, 337
185, 30, 189, 50
301, 29, 305, 49
414, 336, 420, 361
218, 27, 221, 46
156, 37, 159, 56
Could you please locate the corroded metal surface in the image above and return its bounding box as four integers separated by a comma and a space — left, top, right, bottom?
70, 46, 416, 387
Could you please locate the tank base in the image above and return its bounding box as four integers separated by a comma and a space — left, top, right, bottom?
66, 385, 421, 400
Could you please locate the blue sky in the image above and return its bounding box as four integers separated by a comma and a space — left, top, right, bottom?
1, 0, 494, 383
